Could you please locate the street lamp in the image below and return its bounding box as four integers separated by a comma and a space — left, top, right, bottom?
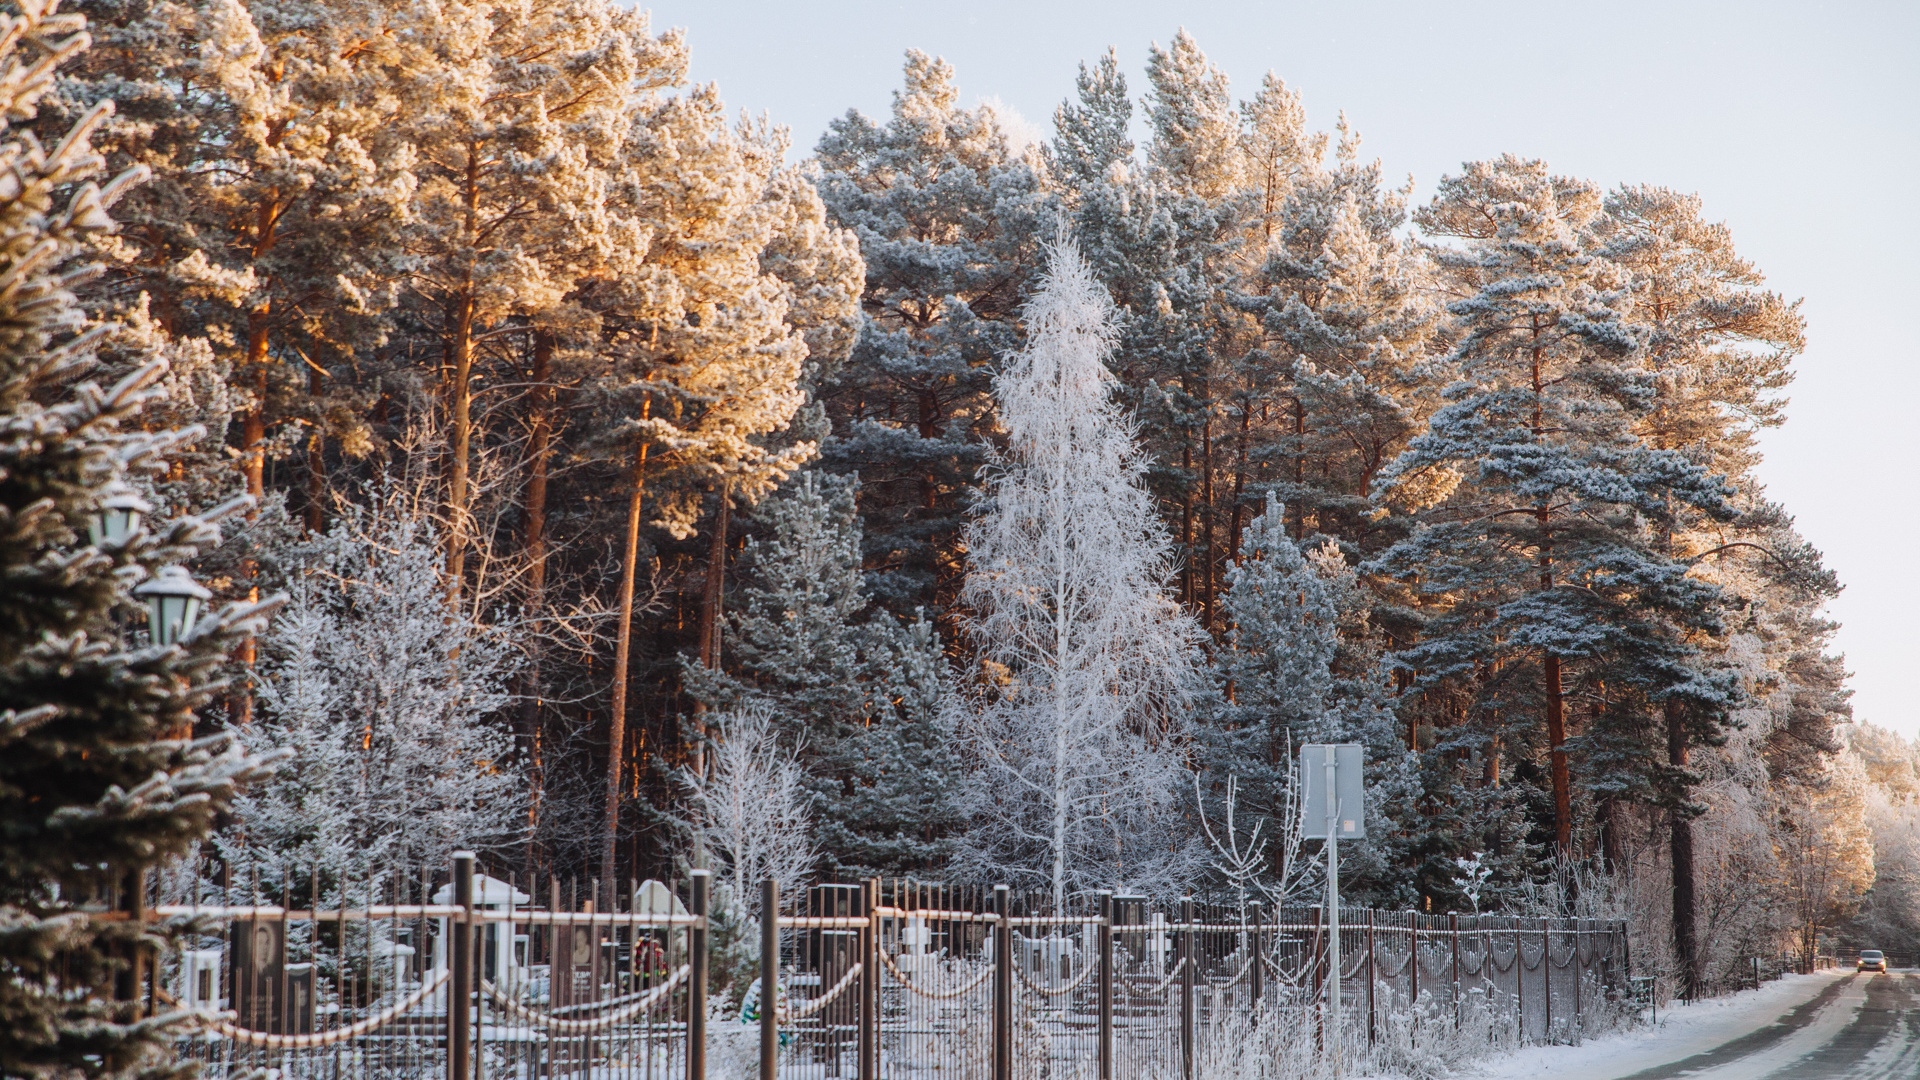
133, 566, 211, 646
87, 488, 152, 548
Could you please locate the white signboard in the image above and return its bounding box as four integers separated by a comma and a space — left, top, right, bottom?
1298, 743, 1366, 840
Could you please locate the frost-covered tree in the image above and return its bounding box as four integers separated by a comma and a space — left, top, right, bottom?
685, 471, 957, 879
1776, 750, 1874, 964
1597, 184, 1820, 991
1241, 123, 1441, 554
226, 492, 524, 886
394, 0, 676, 592
957, 239, 1202, 908
814, 50, 1051, 627
1373, 157, 1737, 856
1847, 725, 1920, 959
0, 5, 281, 1075
58, 0, 413, 514
1202, 493, 1337, 795
1200, 493, 1417, 898
581, 81, 860, 886
683, 702, 817, 916
1064, 34, 1252, 632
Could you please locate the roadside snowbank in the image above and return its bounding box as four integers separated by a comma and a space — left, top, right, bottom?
1457, 971, 1854, 1080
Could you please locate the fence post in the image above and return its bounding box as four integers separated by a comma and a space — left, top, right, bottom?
1541, 917, 1551, 1044
859, 879, 876, 1080
690, 869, 709, 1080
1513, 921, 1523, 1043
993, 884, 1011, 1080
1450, 913, 1460, 1027
1098, 891, 1113, 1080
1313, 905, 1326, 1046
1408, 914, 1417, 1020
1572, 920, 1582, 1044
1366, 910, 1376, 1046
1248, 900, 1264, 1008
761, 878, 778, 1080
449, 851, 473, 1080
1180, 896, 1195, 1080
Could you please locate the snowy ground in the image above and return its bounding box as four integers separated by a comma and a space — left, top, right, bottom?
1456, 969, 1920, 1080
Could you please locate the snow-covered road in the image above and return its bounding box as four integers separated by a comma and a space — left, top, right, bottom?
1461, 970, 1920, 1080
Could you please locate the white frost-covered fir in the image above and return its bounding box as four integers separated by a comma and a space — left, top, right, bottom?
225, 491, 524, 890
683, 702, 818, 916
957, 238, 1202, 908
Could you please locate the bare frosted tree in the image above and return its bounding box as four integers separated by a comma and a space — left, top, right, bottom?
957, 238, 1202, 909
1194, 764, 1319, 913
685, 703, 818, 915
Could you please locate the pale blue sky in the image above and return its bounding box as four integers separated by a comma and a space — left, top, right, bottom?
648, 0, 1920, 737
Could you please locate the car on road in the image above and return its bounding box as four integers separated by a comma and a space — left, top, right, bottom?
1858, 949, 1887, 972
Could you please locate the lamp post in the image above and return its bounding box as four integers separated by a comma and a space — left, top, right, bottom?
87, 488, 151, 548
133, 565, 211, 646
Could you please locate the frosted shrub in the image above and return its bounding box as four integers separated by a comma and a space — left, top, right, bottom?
1369, 986, 1521, 1079
1189, 1002, 1323, 1080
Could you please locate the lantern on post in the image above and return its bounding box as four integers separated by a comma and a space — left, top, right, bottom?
87, 488, 151, 548
133, 565, 210, 646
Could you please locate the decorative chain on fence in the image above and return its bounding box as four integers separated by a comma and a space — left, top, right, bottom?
129, 856, 1635, 1080
152, 852, 714, 1080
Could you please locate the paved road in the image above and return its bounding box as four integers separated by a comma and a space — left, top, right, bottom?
1623, 972, 1920, 1080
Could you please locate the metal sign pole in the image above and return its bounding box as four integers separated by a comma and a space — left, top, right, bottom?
1326, 754, 1342, 1080
1302, 745, 1363, 1080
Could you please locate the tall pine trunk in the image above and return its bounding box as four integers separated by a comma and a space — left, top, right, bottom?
1543, 651, 1572, 854
691, 481, 731, 777
445, 288, 475, 596
1179, 444, 1193, 608
1668, 699, 1700, 998
1201, 418, 1215, 633
1228, 403, 1250, 566
603, 425, 648, 889
305, 365, 326, 532
445, 141, 483, 599
232, 193, 281, 729
521, 330, 555, 875
237, 191, 282, 498
231, 328, 267, 729
1532, 327, 1574, 856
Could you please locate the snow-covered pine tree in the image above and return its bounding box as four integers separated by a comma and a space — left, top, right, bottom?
685, 471, 957, 879
814, 50, 1051, 629
583, 87, 849, 884
1373, 156, 1737, 857
1056, 32, 1283, 637
957, 239, 1202, 909
1121, 33, 1250, 631
1200, 493, 1418, 899
58, 0, 412, 517
1203, 493, 1337, 779
1197, 493, 1334, 883
1240, 122, 1441, 555
1587, 185, 1816, 991
0, 6, 281, 1075
226, 491, 525, 888
398, 0, 672, 594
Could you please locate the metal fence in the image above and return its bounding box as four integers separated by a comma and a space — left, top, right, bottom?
768, 881, 1631, 1080
137, 856, 1632, 1080
158, 852, 706, 1080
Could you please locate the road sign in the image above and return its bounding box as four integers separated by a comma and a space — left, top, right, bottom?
1298, 743, 1366, 839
